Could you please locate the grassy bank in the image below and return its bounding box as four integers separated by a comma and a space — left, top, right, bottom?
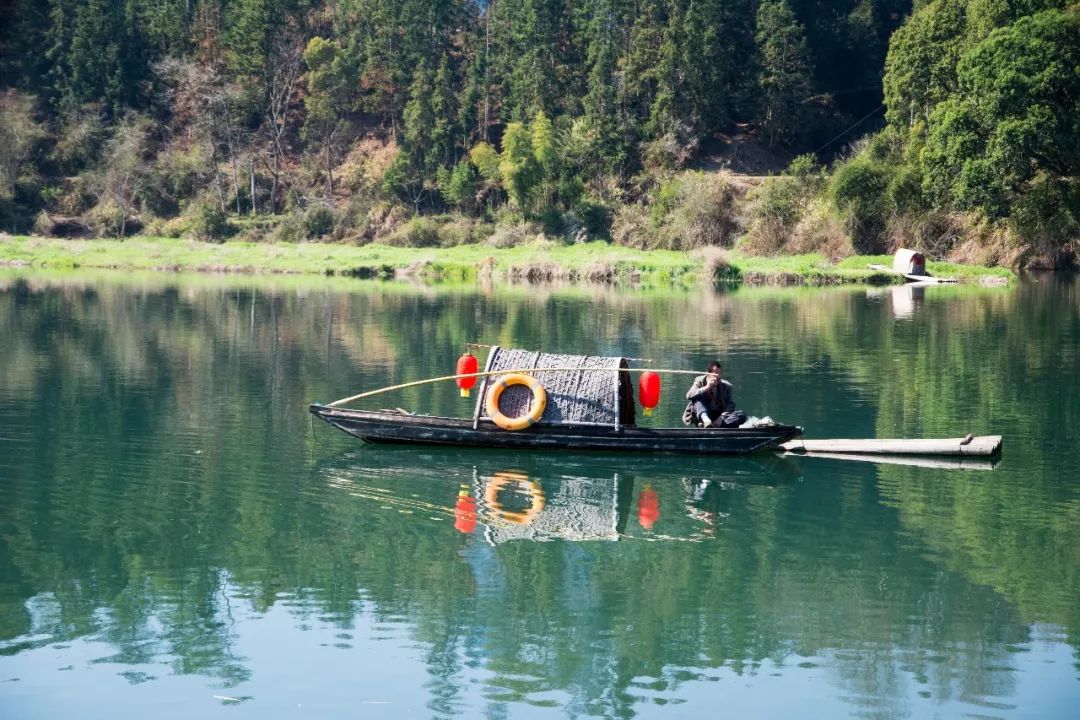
0, 235, 1014, 287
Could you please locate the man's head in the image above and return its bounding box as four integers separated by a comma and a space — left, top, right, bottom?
707, 360, 723, 377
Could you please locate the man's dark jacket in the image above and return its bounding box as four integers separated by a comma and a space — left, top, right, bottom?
682, 375, 736, 426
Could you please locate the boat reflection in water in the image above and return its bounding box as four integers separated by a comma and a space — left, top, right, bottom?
466, 468, 627, 544
866, 281, 931, 319
320, 445, 804, 544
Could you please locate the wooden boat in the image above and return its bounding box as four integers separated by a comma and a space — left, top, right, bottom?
309, 405, 802, 454
311, 347, 802, 455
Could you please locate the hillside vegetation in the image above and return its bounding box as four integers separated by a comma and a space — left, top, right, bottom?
0, 1, 1076, 267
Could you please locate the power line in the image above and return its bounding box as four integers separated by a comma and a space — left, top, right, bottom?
813, 104, 886, 155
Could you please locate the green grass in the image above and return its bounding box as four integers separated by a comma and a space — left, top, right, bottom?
732, 253, 897, 284
837, 255, 1015, 281
0, 235, 1014, 287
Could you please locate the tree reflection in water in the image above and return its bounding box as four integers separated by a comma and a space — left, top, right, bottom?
0, 270, 1076, 717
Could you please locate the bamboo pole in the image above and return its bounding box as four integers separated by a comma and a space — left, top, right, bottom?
327, 367, 714, 408
779, 436, 1002, 457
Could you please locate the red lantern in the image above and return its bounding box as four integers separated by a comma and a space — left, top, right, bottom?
637, 485, 659, 530
638, 371, 661, 416
454, 487, 477, 534
456, 352, 478, 397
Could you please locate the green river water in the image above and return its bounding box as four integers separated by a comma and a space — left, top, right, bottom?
0, 270, 1077, 719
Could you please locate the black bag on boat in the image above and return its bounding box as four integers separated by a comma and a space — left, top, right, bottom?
719, 411, 747, 428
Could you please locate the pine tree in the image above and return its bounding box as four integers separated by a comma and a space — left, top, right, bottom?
647, 2, 681, 138
507, 0, 563, 119
756, 0, 814, 147
439, 160, 479, 213
352, 0, 404, 131
5, 0, 54, 92
43, 0, 76, 113
620, 2, 668, 140
789, 0, 905, 124
430, 55, 458, 169
64, 0, 126, 113
402, 61, 435, 172
136, 0, 194, 58
458, 54, 483, 147
679, 0, 759, 134
225, 0, 279, 81
582, 0, 623, 174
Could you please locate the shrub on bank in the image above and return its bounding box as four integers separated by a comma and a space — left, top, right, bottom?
384, 217, 440, 247
887, 209, 965, 258
86, 201, 130, 238
611, 203, 655, 248
486, 220, 537, 248
741, 175, 805, 255
660, 171, 741, 249
268, 213, 306, 243
190, 203, 234, 243
304, 204, 335, 239
535, 198, 610, 243
571, 198, 610, 240
143, 143, 212, 218
1008, 176, 1080, 263
380, 215, 497, 248
441, 217, 495, 246
143, 214, 193, 238
740, 155, 848, 258
791, 199, 849, 261
696, 247, 741, 284
612, 171, 742, 250
830, 158, 892, 254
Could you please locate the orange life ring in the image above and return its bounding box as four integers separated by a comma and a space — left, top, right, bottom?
484, 472, 546, 525
486, 373, 547, 431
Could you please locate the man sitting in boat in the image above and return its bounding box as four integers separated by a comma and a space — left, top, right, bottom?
682, 361, 747, 428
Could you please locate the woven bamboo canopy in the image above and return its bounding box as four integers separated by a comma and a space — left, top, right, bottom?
474, 347, 636, 428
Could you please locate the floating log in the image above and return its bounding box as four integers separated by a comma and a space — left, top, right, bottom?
779, 435, 1002, 457
777, 450, 1000, 471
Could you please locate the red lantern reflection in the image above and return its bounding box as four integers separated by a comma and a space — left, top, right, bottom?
637, 484, 660, 530
454, 486, 477, 534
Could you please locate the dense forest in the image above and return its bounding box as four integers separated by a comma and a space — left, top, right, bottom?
0, 1, 1077, 265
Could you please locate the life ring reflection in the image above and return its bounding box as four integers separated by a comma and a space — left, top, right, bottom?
483, 471, 546, 525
